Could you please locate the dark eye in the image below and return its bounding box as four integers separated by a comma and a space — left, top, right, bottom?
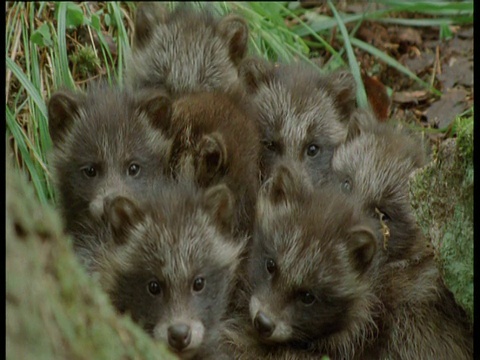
379, 209, 391, 222
263, 140, 278, 153
82, 166, 97, 178
148, 280, 161, 296
306, 144, 320, 157
128, 163, 141, 177
265, 258, 276, 274
299, 291, 315, 305
341, 178, 352, 193
192, 277, 205, 292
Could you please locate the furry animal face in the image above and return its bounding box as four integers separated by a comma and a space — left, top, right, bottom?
331, 111, 426, 259
48, 84, 172, 236
240, 59, 356, 183
127, 3, 249, 97
246, 164, 379, 351
96, 182, 244, 359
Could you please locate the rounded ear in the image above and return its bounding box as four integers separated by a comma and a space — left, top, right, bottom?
323, 70, 357, 121
202, 184, 235, 234
217, 15, 249, 64
347, 225, 377, 272
133, 2, 169, 49
238, 57, 273, 92
345, 108, 378, 142
266, 164, 299, 206
104, 196, 145, 245
195, 132, 228, 187
137, 90, 172, 134
48, 90, 82, 144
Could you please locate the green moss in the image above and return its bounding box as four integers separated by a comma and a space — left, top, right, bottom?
69, 45, 101, 78
6, 155, 177, 360
409, 115, 473, 324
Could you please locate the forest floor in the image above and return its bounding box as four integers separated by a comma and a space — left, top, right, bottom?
298, 1, 473, 149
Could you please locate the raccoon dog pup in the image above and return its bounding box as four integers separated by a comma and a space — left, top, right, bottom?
167, 91, 261, 235
48, 83, 172, 261
329, 110, 473, 358
127, 3, 249, 97
226, 162, 472, 359
239, 57, 357, 183
330, 109, 427, 260
224, 163, 382, 359
92, 181, 245, 359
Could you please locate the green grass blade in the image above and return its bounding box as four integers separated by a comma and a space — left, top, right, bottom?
293, 11, 388, 37
6, 57, 48, 119
280, 5, 345, 68
377, 17, 473, 26
55, 2, 75, 89
83, 5, 116, 84
348, 37, 442, 97
6, 3, 23, 50
6, 107, 49, 205
375, 0, 473, 14
108, 2, 132, 85
293, 1, 472, 37
328, 0, 368, 109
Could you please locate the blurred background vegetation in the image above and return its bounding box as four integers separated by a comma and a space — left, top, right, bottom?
5, 1, 473, 204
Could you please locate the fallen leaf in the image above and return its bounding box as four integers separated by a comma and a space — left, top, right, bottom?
425, 88, 468, 128
357, 22, 389, 49
403, 52, 435, 74
457, 27, 473, 39
362, 73, 391, 122
392, 90, 429, 104
448, 36, 474, 56
438, 57, 473, 89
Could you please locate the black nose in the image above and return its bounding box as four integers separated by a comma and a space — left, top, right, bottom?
168, 323, 192, 351
254, 311, 275, 338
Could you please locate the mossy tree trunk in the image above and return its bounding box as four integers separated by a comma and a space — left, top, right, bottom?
409, 117, 473, 324
6, 151, 177, 360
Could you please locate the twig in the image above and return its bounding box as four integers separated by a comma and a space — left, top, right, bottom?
430, 45, 441, 89
375, 208, 390, 250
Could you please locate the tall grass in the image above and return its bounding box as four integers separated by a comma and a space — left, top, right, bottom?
5, 1, 474, 203
6, 2, 133, 204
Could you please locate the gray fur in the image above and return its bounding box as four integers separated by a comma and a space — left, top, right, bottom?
47, 83, 172, 259
167, 91, 261, 236
330, 109, 427, 260
225, 163, 472, 359
226, 163, 381, 359
126, 3, 249, 98
239, 57, 357, 183
91, 181, 246, 359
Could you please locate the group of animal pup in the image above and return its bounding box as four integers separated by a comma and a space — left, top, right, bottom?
46, 3, 472, 359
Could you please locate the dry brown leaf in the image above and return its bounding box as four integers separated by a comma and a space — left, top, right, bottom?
425, 88, 469, 128
392, 90, 429, 104
403, 52, 435, 74
438, 57, 473, 89
362, 73, 391, 122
